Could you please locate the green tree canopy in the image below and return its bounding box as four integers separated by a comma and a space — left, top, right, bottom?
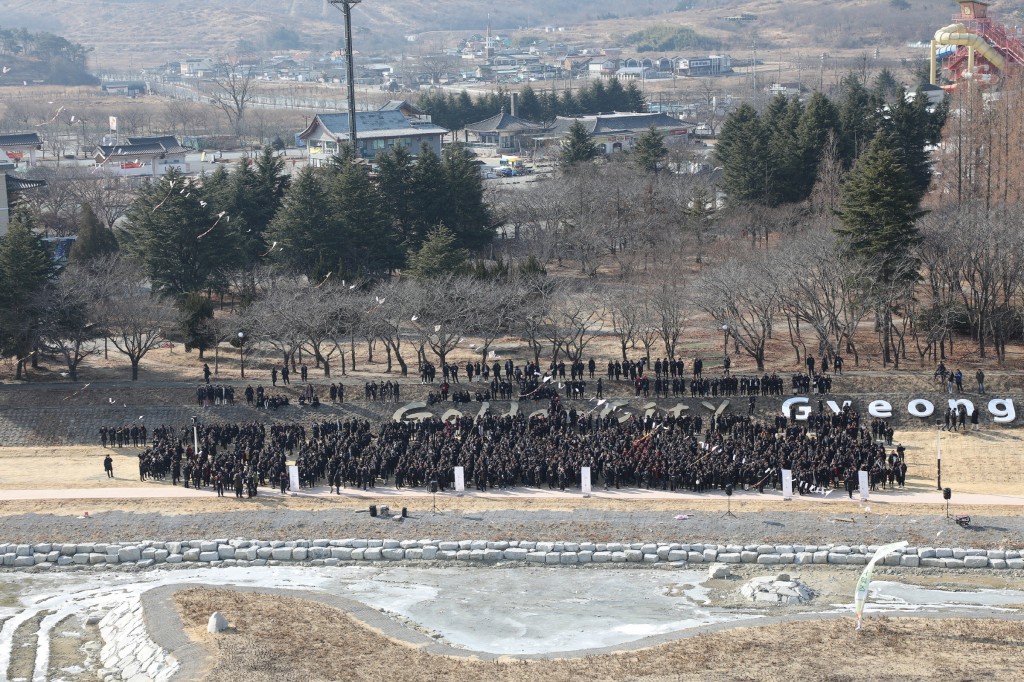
0, 207, 58, 378
265, 166, 334, 277
835, 132, 925, 281
439, 143, 494, 252
715, 103, 768, 205
560, 120, 600, 168
69, 203, 118, 263
179, 291, 216, 359
406, 225, 468, 280
632, 125, 667, 174
121, 169, 229, 297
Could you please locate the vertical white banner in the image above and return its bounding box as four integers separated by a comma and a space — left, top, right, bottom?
781, 469, 793, 501
858, 470, 869, 502
288, 465, 300, 492
581, 466, 592, 496
108, 115, 118, 132
454, 466, 465, 493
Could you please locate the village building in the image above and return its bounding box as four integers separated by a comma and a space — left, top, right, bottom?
538, 112, 694, 155
93, 136, 193, 177
463, 111, 546, 152
298, 109, 447, 165
0, 160, 47, 236
676, 55, 732, 77
0, 133, 42, 168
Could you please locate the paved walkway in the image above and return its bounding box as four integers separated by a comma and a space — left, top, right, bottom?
2, 483, 1021, 506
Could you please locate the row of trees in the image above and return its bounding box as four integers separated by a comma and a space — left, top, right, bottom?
119, 143, 491, 300
6, 200, 1024, 381
716, 74, 946, 207
417, 78, 648, 130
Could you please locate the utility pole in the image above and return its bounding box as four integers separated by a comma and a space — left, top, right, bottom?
328, 0, 362, 157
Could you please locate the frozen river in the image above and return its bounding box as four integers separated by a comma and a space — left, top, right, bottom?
3, 565, 1024, 679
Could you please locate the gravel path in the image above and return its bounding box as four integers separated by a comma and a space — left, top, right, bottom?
1, 508, 1020, 547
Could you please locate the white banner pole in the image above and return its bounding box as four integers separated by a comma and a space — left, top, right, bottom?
581, 466, 592, 497
858, 470, 869, 502
781, 469, 793, 501
454, 466, 465, 494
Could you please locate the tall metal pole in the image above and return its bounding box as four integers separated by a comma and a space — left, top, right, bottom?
344, 2, 358, 156
330, 0, 361, 157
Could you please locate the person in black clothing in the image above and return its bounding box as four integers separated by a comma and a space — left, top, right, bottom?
103, 454, 114, 478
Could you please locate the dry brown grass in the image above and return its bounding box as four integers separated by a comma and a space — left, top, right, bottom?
175, 587, 1024, 681
1, 487, 1020, 519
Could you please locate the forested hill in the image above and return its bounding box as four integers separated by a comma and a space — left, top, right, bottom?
0, 27, 97, 86
0, 0, 680, 66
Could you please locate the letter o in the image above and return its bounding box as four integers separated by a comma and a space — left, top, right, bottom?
907, 399, 934, 418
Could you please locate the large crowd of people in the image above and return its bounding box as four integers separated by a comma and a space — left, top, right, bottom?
111, 383, 904, 499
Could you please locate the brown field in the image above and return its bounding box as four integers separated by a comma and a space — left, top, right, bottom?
175, 587, 1024, 681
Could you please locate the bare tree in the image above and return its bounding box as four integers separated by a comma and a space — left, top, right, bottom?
649, 277, 689, 360
297, 281, 351, 378
208, 60, 258, 141
245, 277, 307, 369
776, 228, 872, 365
365, 279, 413, 376
36, 264, 101, 380
607, 286, 643, 362
693, 252, 781, 371
543, 288, 602, 364
96, 267, 175, 381
410, 274, 475, 368
466, 277, 528, 366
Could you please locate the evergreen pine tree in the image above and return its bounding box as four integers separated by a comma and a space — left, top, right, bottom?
179, 291, 215, 358
121, 169, 226, 296
409, 144, 448, 248
794, 92, 841, 200
375, 146, 417, 248
406, 225, 468, 280
0, 207, 58, 379
835, 132, 925, 281
517, 85, 542, 121
440, 143, 494, 252
879, 90, 936, 202
632, 125, 667, 174
624, 81, 648, 112
837, 74, 881, 165
560, 120, 600, 168
266, 166, 335, 277
715, 103, 769, 205
324, 153, 402, 278
69, 203, 118, 263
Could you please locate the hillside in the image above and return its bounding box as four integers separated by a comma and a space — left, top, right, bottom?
0, 0, 679, 68
4, 0, 1022, 72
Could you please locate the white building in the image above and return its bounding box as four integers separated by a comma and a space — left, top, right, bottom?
93, 136, 192, 177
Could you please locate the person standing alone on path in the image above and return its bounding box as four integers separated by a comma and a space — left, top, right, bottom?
976, 369, 985, 394
103, 454, 114, 478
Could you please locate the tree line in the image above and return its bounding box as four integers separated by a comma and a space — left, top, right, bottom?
417, 77, 648, 130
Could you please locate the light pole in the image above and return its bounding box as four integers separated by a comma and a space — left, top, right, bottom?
238, 331, 245, 378
328, 0, 362, 158
721, 324, 729, 359
191, 415, 200, 457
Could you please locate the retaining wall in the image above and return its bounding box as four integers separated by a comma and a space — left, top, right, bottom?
1, 539, 1021, 571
